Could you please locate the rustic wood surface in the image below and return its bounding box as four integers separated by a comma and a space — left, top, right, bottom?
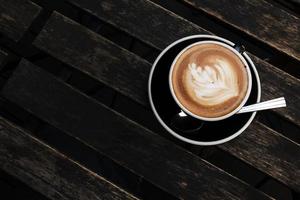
51, 1, 300, 126
34, 12, 150, 106
1, 59, 273, 200
32, 12, 300, 192
0, 0, 41, 41
181, 0, 300, 62
0, 116, 139, 200
0, 0, 299, 199
66, 0, 208, 49
251, 55, 300, 126
220, 121, 300, 191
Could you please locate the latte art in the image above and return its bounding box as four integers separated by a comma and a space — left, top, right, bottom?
171, 42, 249, 118
187, 60, 239, 106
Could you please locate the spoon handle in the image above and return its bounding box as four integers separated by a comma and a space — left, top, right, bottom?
237, 97, 286, 114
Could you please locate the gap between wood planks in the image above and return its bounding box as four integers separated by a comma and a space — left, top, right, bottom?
31, 0, 300, 78
0, 0, 298, 197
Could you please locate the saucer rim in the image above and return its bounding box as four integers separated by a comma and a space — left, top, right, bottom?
148, 35, 261, 146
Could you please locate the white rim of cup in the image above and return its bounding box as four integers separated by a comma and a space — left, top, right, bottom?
148, 35, 261, 145
169, 40, 253, 121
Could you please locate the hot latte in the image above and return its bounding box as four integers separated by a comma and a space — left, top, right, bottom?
171, 43, 249, 118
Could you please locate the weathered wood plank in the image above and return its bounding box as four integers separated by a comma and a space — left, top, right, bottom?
2, 59, 272, 200
66, 0, 208, 49
0, 116, 139, 200
67, 0, 300, 61
0, 0, 41, 41
220, 121, 300, 192
33, 12, 300, 126
252, 55, 300, 125
32, 13, 300, 191
180, 0, 300, 61
34, 12, 149, 106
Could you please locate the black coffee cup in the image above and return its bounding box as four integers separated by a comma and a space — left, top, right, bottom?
148, 35, 261, 145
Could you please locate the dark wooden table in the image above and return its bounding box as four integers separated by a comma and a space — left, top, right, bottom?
0, 0, 299, 199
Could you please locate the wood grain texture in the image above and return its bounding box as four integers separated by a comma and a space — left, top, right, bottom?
0, 0, 41, 41
32, 13, 300, 191
220, 121, 300, 192
251, 55, 300, 126
66, 0, 208, 49
34, 12, 150, 106
181, 0, 300, 61
2, 59, 272, 200
0, 116, 139, 200
33, 12, 300, 127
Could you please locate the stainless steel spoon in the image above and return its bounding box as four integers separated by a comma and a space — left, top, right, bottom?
178, 97, 286, 119
237, 97, 286, 114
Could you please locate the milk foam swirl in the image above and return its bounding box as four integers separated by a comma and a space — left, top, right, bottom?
187, 59, 239, 106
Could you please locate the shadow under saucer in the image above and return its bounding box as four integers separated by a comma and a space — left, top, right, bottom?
149, 35, 260, 145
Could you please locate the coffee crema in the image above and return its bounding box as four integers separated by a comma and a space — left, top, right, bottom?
171, 43, 248, 118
